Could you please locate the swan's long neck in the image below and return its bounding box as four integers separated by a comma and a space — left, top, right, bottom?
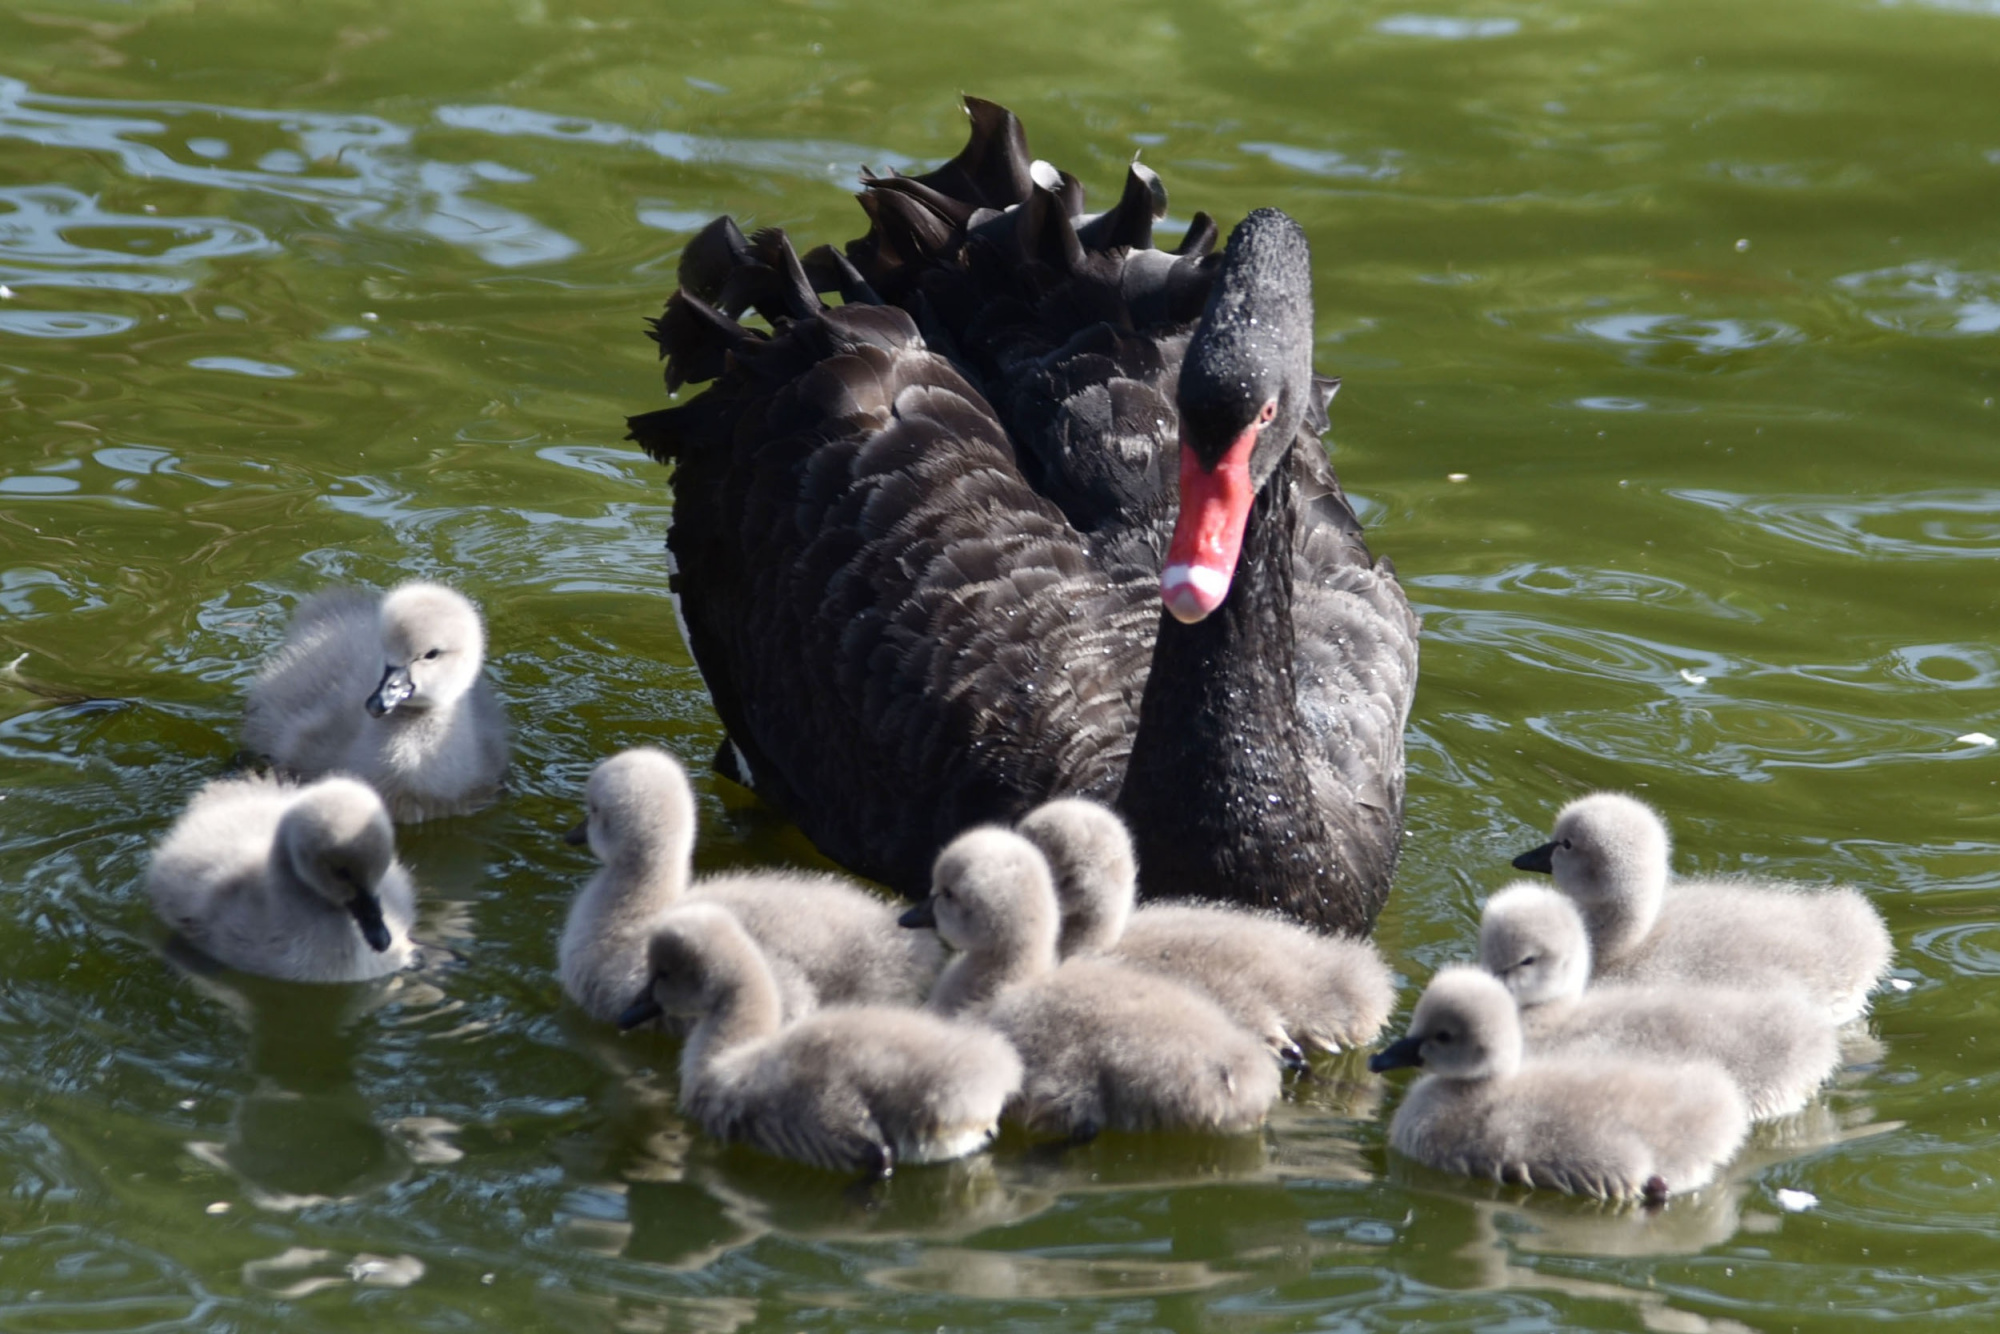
1118, 456, 1368, 936
680, 943, 783, 1085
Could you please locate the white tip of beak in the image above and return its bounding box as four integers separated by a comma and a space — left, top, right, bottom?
1161, 562, 1232, 623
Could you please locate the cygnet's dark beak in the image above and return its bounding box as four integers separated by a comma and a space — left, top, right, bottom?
1367, 1035, 1425, 1073
366, 664, 415, 718
347, 893, 393, 953
1512, 841, 1557, 874
898, 898, 937, 930
563, 818, 589, 847
617, 987, 664, 1031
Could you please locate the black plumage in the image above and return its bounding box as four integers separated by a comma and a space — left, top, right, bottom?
628, 99, 1418, 935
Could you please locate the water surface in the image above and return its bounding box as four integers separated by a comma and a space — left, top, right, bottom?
4, 0, 1999, 1328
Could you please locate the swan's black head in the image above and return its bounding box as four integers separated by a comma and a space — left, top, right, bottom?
1164, 208, 1316, 623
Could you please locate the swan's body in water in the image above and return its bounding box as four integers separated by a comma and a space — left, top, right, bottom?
1370, 966, 1749, 1202
559, 748, 942, 1027
1015, 798, 1394, 1060
146, 774, 416, 982
1478, 882, 1841, 1120
1512, 792, 1892, 1023
243, 582, 508, 822
902, 827, 1278, 1139
631, 99, 1418, 935
619, 903, 1020, 1176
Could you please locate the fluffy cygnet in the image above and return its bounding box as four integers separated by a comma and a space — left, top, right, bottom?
1017, 798, 1395, 1059
1479, 882, 1841, 1120
146, 774, 417, 982
242, 582, 509, 821
1370, 966, 1749, 1202
620, 904, 1019, 1175
559, 747, 942, 1027
1513, 792, 1893, 1023
902, 827, 1279, 1139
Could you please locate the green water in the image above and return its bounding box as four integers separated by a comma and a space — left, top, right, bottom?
3, 0, 1998, 1326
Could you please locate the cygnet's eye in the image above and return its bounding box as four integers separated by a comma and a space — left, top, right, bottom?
1432, 1030, 1453, 1045
424, 648, 442, 660
1559, 838, 1573, 850
1519, 955, 1538, 968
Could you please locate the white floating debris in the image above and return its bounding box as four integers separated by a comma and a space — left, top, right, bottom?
1679, 669, 1708, 686
1773, 1188, 1817, 1213
1447, 472, 1469, 483
205, 1201, 231, 1215
1956, 732, 1995, 747
0, 285, 14, 299
1734, 238, 1751, 253
361, 311, 379, 322
1889, 977, 1915, 992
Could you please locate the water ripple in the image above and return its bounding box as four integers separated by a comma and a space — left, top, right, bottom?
0, 309, 136, 338
1525, 696, 1959, 776
1375, 14, 1523, 39
0, 75, 576, 268
1575, 313, 1803, 363
1910, 922, 2000, 976
434, 103, 909, 182
1239, 141, 1401, 181
1833, 261, 2000, 336
1410, 561, 1757, 620
1672, 488, 2000, 560
0, 184, 273, 295
1422, 607, 1735, 685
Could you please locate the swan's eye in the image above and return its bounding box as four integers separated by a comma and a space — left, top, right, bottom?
1559, 838, 1572, 850
1520, 955, 1538, 968
1256, 400, 1277, 425
1432, 1031, 1452, 1044
424, 648, 442, 660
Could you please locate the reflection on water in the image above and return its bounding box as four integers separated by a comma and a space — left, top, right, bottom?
1672, 489, 2000, 561
871, 1248, 1240, 1299
0, 73, 576, 275
1834, 261, 2000, 337
1575, 313, 1802, 360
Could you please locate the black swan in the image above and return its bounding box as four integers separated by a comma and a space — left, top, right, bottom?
627, 99, 1418, 936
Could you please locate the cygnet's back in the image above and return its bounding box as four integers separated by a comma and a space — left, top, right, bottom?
1514, 792, 1892, 1023
626, 904, 1020, 1175
1479, 882, 1841, 1120
559, 748, 942, 1026
909, 827, 1279, 1139
243, 582, 508, 821
147, 774, 417, 982
1017, 799, 1395, 1059
1371, 966, 1749, 1202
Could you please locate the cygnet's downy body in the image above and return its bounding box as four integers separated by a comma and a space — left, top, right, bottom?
1478, 882, 1841, 1120
1513, 793, 1893, 1023
619, 903, 1020, 1176
559, 747, 942, 1027
146, 774, 417, 982
1370, 966, 1749, 1202
902, 827, 1279, 1139
1018, 799, 1395, 1059
243, 583, 509, 821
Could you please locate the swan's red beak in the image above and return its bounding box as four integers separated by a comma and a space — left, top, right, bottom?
1162, 426, 1260, 624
